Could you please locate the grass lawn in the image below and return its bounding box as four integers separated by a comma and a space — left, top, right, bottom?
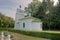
0, 28, 60, 40
0, 31, 50, 40
38, 30, 60, 34
26, 30, 60, 34
10, 32, 50, 40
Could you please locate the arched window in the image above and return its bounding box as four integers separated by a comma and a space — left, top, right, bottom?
23, 23, 25, 28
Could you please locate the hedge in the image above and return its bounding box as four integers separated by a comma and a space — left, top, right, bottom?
0, 28, 60, 40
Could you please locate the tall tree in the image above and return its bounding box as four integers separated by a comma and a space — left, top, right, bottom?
54, 0, 60, 30
0, 12, 15, 28
27, 0, 59, 30
28, 0, 42, 18
43, 0, 54, 30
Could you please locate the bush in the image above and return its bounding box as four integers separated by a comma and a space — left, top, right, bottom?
0, 28, 60, 40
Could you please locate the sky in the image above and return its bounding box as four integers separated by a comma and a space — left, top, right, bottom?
0, 0, 58, 19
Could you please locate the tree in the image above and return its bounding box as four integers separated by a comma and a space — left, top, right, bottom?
44, 0, 54, 30
28, 0, 42, 18
26, 0, 60, 30
0, 12, 15, 28
54, 0, 60, 30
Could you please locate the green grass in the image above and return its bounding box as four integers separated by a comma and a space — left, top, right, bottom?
0, 28, 60, 40
0, 31, 50, 40
10, 32, 50, 40
30, 30, 60, 34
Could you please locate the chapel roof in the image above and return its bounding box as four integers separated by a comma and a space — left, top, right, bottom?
19, 16, 42, 22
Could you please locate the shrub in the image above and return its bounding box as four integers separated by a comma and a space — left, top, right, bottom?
0, 28, 60, 40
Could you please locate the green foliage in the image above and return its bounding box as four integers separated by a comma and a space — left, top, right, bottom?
0, 28, 60, 40
26, 0, 60, 30
0, 13, 14, 28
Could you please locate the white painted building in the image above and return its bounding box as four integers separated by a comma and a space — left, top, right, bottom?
14, 6, 42, 31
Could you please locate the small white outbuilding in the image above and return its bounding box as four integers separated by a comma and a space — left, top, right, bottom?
14, 6, 43, 31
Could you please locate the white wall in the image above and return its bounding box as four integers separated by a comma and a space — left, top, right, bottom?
31, 22, 42, 30
14, 8, 24, 29
15, 19, 42, 31
19, 19, 32, 30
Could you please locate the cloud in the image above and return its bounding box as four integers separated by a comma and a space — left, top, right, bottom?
11, 0, 33, 9
0, 0, 18, 19
0, 0, 58, 19
0, 8, 16, 19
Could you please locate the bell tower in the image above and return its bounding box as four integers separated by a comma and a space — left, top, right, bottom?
14, 5, 24, 29
16, 5, 24, 20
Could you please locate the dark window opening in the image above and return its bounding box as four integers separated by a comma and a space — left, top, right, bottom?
23, 23, 25, 28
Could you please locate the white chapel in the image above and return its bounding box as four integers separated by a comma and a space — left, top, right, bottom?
14, 6, 42, 30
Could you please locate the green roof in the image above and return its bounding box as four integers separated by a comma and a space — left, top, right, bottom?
32, 18, 41, 22
19, 16, 42, 22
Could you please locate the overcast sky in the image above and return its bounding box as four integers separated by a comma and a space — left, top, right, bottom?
0, 0, 58, 19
